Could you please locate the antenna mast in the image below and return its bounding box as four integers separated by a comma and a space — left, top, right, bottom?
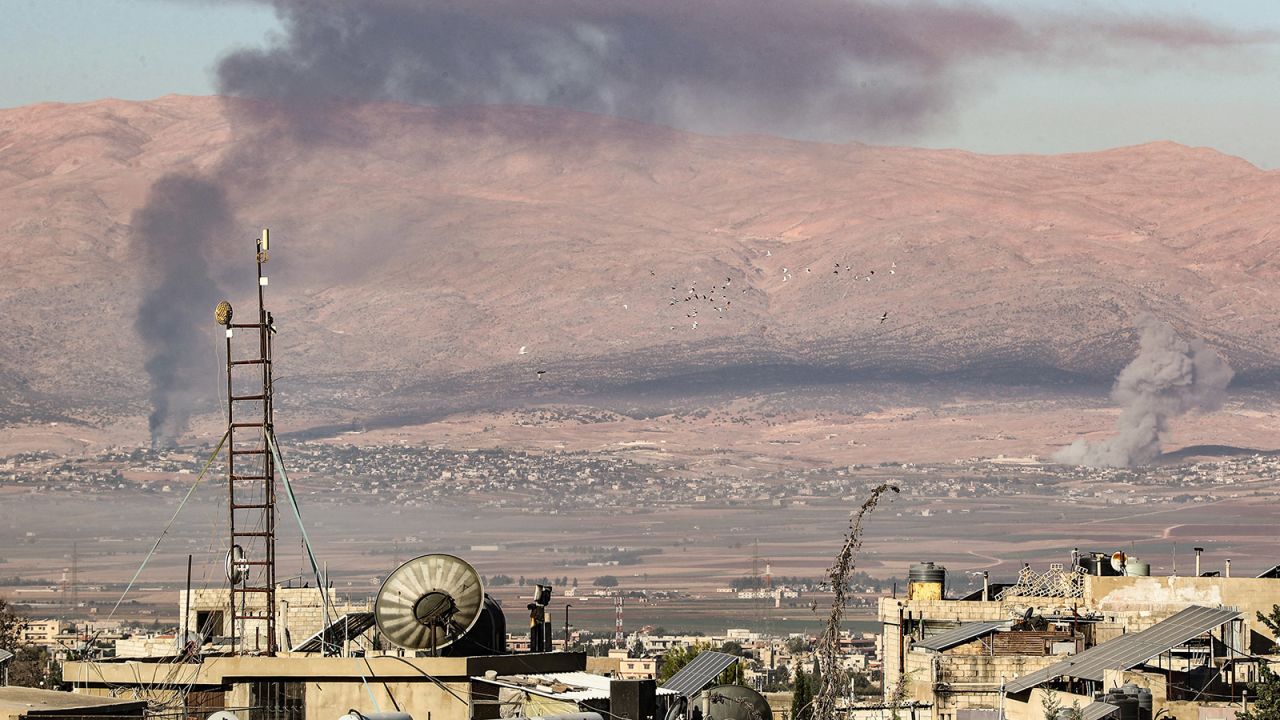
219, 229, 278, 655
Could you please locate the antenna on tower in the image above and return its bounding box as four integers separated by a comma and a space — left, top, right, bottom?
219, 228, 279, 655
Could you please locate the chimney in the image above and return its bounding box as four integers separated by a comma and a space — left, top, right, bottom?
1225, 559, 1232, 578
1194, 547, 1204, 576
982, 571, 990, 602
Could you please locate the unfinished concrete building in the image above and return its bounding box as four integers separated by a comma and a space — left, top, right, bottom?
880, 555, 1280, 720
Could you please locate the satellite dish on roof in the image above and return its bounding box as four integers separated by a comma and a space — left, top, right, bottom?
208, 712, 241, 720
695, 685, 772, 720
226, 545, 247, 585
1110, 551, 1127, 574
375, 554, 485, 651
175, 630, 204, 651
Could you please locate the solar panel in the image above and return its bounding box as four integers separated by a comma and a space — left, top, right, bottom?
290, 611, 377, 653
913, 621, 1006, 652
662, 651, 739, 696
1005, 605, 1240, 694
1080, 701, 1119, 720
0, 649, 13, 664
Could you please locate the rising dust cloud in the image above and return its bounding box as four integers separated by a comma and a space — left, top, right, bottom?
1054, 316, 1234, 468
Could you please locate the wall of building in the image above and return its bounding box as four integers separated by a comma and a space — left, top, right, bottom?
1086, 576, 1280, 649
179, 587, 372, 652
1003, 688, 1092, 720
903, 650, 1063, 718
66, 651, 586, 720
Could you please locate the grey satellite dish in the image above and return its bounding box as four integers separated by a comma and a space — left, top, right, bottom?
207, 712, 241, 720
375, 554, 485, 651
695, 685, 771, 720
175, 630, 204, 651
226, 545, 247, 585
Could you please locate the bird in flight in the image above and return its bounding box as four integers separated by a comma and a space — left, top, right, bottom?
536, 369, 547, 377
519, 346, 528, 355
878, 312, 888, 324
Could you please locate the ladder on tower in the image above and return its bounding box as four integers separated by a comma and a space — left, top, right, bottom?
223, 229, 278, 655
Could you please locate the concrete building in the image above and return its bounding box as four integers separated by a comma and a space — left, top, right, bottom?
65, 652, 584, 720
0, 687, 144, 720
176, 587, 373, 655
18, 622, 63, 647
879, 558, 1280, 720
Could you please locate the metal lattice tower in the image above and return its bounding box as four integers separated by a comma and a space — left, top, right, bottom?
223, 229, 278, 655
614, 596, 624, 647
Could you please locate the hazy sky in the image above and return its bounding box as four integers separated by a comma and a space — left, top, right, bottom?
4, 0, 1279, 167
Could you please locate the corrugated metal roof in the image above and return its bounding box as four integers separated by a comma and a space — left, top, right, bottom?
662, 651, 740, 696
913, 621, 1007, 652
1080, 701, 1119, 720
0, 649, 14, 664
1005, 605, 1240, 694
475, 671, 677, 702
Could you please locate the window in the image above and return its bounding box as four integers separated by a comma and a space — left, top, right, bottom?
196, 610, 226, 637
249, 681, 305, 720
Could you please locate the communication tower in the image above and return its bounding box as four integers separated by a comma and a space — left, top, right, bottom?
614, 596, 624, 647
217, 229, 278, 655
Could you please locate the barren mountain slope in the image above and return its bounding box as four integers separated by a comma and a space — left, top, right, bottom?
1, 96, 1277, 428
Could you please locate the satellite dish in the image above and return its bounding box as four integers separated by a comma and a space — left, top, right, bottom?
226, 545, 247, 585
375, 554, 485, 651
175, 630, 204, 651
695, 685, 772, 720
207, 712, 241, 720
1110, 551, 1127, 574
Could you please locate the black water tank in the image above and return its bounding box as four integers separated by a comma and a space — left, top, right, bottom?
1112, 693, 1139, 720
1137, 688, 1153, 720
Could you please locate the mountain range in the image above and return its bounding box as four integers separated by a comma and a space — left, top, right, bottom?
2, 96, 1277, 433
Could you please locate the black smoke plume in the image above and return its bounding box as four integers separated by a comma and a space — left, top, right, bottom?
1054, 316, 1234, 468
215, 0, 1266, 141
133, 175, 232, 446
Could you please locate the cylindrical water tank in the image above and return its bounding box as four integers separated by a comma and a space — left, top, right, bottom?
1111, 693, 1139, 720
1137, 688, 1153, 720
908, 562, 946, 600
1124, 559, 1150, 577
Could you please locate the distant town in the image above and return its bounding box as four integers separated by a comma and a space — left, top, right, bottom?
1, 443, 1271, 513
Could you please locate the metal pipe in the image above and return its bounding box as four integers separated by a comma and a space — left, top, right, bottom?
1194, 547, 1204, 577
565, 604, 573, 650
183, 554, 192, 650
1225, 559, 1231, 578
982, 572, 989, 602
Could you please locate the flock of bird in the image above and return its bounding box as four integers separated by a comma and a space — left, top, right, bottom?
665, 276, 740, 331
661, 255, 899, 330
527, 252, 900, 376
